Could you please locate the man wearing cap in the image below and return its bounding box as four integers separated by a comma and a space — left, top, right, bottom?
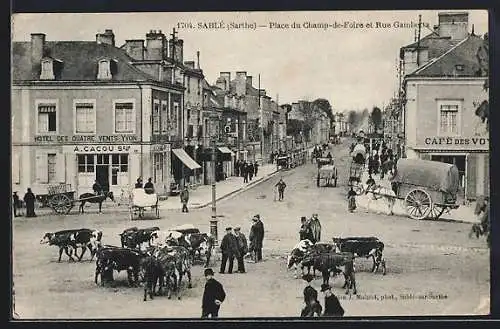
249, 215, 265, 262
321, 284, 344, 317
201, 268, 226, 318
219, 227, 240, 274
301, 274, 322, 317
234, 227, 248, 273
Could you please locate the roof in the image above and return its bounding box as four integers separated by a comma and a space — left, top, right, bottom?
12, 41, 156, 81
409, 34, 485, 77
228, 79, 260, 96
392, 159, 460, 194
400, 33, 460, 60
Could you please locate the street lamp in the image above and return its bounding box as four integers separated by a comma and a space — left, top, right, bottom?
208, 115, 219, 246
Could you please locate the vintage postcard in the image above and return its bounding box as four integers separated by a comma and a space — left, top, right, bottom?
11, 10, 490, 319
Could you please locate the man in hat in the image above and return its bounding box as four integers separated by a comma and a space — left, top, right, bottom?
234, 227, 248, 273
299, 216, 313, 241
321, 284, 344, 317
201, 268, 226, 318
180, 186, 189, 213
275, 178, 287, 201
249, 215, 265, 262
219, 227, 240, 274
309, 214, 322, 243
300, 274, 322, 317
23, 188, 36, 218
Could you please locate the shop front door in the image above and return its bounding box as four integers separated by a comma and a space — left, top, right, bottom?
96, 165, 110, 192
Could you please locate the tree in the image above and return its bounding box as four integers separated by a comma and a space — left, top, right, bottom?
312, 98, 334, 122
370, 107, 383, 131
347, 110, 360, 128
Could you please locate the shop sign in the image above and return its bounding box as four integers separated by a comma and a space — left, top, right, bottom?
152, 144, 171, 152
73, 145, 132, 153
34, 135, 138, 143
424, 136, 489, 146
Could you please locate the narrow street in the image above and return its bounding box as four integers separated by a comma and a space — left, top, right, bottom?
13, 140, 489, 318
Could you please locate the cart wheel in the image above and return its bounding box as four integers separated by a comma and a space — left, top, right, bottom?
50, 194, 72, 214
405, 189, 432, 220
427, 205, 445, 220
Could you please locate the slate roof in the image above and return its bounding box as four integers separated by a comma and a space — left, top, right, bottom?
12, 41, 156, 82
408, 34, 486, 77
400, 33, 461, 60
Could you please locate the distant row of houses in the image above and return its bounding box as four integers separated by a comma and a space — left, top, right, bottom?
384, 11, 489, 200
12, 28, 330, 197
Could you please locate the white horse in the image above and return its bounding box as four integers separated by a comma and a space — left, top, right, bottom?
364, 184, 396, 215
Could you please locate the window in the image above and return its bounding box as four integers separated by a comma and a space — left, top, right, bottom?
47, 153, 57, 183
75, 101, 96, 133
114, 101, 135, 133
161, 101, 168, 133
187, 76, 191, 93
170, 102, 179, 135
78, 154, 95, 173
37, 102, 57, 133
153, 153, 164, 184
153, 101, 160, 133
40, 59, 55, 80
439, 103, 460, 135
111, 154, 128, 185
98, 60, 112, 80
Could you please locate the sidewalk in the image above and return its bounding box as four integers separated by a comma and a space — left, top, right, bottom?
356, 169, 480, 224
158, 163, 279, 211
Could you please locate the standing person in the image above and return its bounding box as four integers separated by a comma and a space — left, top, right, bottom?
23, 188, 36, 218
234, 227, 248, 273
12, 192, 20, 217
243, 162, 249, 183
234, 159, 240, 177
201, 268, 226, 318
347, 186, 357, 213
254, 161, 259, 177
180, 187, 189, 213
248, 162, 254, 181
275, 178, 287, 201
220, 227, 239, 274
299, 216, 313, 241
373, 151, 380, 175
135, 177, 143, 188
93, 180, 103, 196
309, 214, 322, 243
144, 177, 155, 194
249, 215, 265, 262
301, 274, 322, 317
321, 284, 345, 317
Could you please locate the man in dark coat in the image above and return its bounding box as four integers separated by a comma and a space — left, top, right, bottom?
180, 187, 189, 213
23, 188, 36, 217
234, 227, 248, 273
254, 161, 259, 177
234, 159, 240, 177
249, 215, 264, 262
248, 162, 254, 181
92, 180, 103, 196
321, 284, 344, 317
301, 273, 322, 317
299, 216, 313, 241
144, 177, 155, 194
12, 192, 20, 217
135, 177, 143, 188
242, 163, 249, 183
275, 178, 287, 201
201, 268, 226, 318
220, 227, 240, 274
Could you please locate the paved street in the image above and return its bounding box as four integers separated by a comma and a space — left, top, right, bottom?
13, 141, 489, 318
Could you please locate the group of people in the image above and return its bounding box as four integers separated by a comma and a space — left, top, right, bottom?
12, 189, 37, 218
133, 177, 155, 194
234, 160, 259, 184
301, 274, 345, 317
299, 213, 322, 243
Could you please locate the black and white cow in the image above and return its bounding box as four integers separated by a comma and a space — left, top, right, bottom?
40, 228, 102, 262
287, 240, 337, 277
332, 237, 386, 274
119, 227, 160, 249
94, 246, 148, 286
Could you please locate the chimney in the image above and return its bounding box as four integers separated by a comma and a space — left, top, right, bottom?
437, 12, 469, 40
184, 61, 195, 69
246, 75, 253, 87
235, 71, 247, 96
170, 38, 184, 63
124, 40, 145, 60
220, 72, 231, 91
146, 29, 166, 60
96, 29, 115, 46
215, 77, 226, 91
31, 33, 46, 65
196, 51, 200, 69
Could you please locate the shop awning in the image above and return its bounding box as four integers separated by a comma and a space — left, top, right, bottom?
218, 147, 234, 155
172, 149, 201, 170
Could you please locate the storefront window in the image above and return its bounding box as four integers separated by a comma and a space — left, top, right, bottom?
120, 155, 128, 172
78, 154, 95, 173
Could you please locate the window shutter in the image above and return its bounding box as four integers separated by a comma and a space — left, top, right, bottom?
466, 154, 477, 200
12, 153, 20, 184
56, 153, 66, 183
36, 152, 48, 183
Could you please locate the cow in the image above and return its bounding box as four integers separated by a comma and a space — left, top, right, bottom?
119, 227, 160, 249
94, 246, 148, 286
153, 245, 192, 299
142, 247, 183, 301
160, 231, 215, 267
287, 240, 337, 277
332, 237, 386, 275
40, 228, 102, 262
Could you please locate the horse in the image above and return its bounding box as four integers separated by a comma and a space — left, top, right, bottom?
78, 192, 115, 214
364, 184, 396, 215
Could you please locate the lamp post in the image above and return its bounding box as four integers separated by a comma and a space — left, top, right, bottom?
209, 115, 219, 246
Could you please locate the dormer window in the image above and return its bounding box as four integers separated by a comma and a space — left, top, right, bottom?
98, 59, 113, 80
40, 58, 55, 80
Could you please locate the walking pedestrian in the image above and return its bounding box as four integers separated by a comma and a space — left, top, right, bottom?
23, 188, 36, 217
321, 284, 345, 317
309, 214, 322, 243
201, 268, 226, 318
347, 186, 357, 213
254, 161, 259, 177
249, 214, 265, 262
248, 162, 254, 181
234, 227, 248, 273
220, 227, 239, 274
180, 187, 189, 213
243, 163, 249, 183
275, 178, 287, 201
12, 192, 20, 217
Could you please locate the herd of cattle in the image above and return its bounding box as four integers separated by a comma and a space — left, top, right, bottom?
39, 226, 215, 301
287, 236, 387, 295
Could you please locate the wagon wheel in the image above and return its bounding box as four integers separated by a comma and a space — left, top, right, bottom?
405, 189, 432, 220
50, 194, 72, 214
427, 205, 446, 220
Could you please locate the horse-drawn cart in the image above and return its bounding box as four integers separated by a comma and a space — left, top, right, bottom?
391, 159, 460, 220
129, 188, 160, 220
46, 184, 76, 214
316, 157, 338, 187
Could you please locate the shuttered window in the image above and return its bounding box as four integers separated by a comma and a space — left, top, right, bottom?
36, 152, 48, 183
153, 101, 160, 133
439, 104, 459, 135
47, 153, 57, 183
75, 102, 96, 133
161, 101, 168, 133
114, 102, 134, 133
37, 103, 57, 133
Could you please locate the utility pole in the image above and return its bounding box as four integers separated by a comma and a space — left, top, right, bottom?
416, 14, 422, 67
209, 116, 218, 246
258, 74, 264, 163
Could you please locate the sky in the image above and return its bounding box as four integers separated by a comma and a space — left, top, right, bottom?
11, 10, 488, 112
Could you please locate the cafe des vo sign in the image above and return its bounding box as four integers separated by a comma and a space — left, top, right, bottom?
422, 136, 489, 150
